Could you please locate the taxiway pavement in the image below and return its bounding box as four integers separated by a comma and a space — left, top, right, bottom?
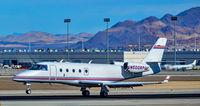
0, 89, 200, 106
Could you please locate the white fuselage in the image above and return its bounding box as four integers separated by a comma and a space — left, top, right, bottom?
164, 63, 195, 70
163, 60, 196, 70
13, 62, 156, 87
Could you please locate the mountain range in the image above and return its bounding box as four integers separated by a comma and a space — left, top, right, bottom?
0, 31, 94, 49
0, 7, 200, 50
77, 7, 200, 50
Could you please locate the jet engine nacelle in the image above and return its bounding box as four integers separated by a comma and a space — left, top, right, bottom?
123, 62, 149, 73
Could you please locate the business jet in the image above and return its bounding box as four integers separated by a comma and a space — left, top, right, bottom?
13, 38, 169, 97
163, 60, 197, 71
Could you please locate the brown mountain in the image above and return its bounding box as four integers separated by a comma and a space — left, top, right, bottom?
0, 31, 94, 49
77, 7, 200, 50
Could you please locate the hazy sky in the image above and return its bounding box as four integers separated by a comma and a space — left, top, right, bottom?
0, 0, 200, 36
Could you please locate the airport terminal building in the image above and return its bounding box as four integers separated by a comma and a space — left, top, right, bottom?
0, 50, 199, 67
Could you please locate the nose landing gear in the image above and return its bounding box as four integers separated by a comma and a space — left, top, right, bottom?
25, 82, 31, 94
26, 89, 31, 94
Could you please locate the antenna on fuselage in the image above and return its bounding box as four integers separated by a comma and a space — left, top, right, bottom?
60, 59, 64, 63
88, 60, 93, 64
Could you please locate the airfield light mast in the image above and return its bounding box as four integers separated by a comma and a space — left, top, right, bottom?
81, 39, 84, 51
29, 39, 31, 52
195, 27, 200, 51
195, 35, 197, 51
64, 19, 71, 62
104, 18, 110, 64
139, 35, 141, 51
171, 16, 177, 65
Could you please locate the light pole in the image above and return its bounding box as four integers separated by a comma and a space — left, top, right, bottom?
195, 27, 199, 51
139, 35, 141, 51
64, 19, 71, 62
104, 18, 110, 64
195, 34, 197, 51
82, 39, 84, 51
28, 38, 31, 52
171, 16, 177, 65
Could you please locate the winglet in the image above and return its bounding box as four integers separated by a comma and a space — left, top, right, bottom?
163, 76, 170, 83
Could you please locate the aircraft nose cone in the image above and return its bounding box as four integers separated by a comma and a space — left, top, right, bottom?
12, 72, 26, 82
12, 76, 20, 81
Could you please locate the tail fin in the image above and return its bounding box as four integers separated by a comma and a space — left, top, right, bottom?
192, 60, 197, 66
143, 38, 167, 63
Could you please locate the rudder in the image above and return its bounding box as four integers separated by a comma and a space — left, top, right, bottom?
143, 38, 167, 63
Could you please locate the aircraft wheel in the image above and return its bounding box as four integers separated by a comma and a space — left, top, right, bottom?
26, 89, 31, 94
100, 91, 108, 97
82, 90, 90, 97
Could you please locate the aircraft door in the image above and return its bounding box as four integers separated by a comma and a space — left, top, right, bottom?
50, 65, 57, 80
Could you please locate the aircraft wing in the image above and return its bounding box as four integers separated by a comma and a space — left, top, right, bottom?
104, 76, 170, 88
103, 82, 158, 88
79, 76, 170, 88
79, 81, 159, 87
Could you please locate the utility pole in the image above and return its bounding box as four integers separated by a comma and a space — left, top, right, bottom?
82, 39, 84, 51
104, 18, 110, 64
171, 16, 177, 65
139, 35, 141, 51
28, 39, 31, 52
195, 35, 197, 51
64, 19, 71, 62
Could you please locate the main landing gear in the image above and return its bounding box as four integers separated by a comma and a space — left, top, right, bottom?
100, 86, 109, 97
81, 87, 90, 97
81, 86, 109, 97
25, 82, 31, 94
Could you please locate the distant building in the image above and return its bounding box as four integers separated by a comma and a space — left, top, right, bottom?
0, 51, 199, 67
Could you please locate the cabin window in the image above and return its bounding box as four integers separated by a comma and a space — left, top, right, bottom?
72, 69, 75, 73
79, 69, 81, 73
60, 68, 62, 72
66, 69, 69, 72
85, 69, 88, 73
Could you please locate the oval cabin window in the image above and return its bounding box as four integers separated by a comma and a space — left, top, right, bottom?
79, 69, 81, 73
72, 69, 75, 73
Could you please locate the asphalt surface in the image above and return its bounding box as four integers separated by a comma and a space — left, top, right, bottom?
1, 93, 200, 100
1, 74, 200, 106
0, 94, 200, 106
0, 89, 200, 106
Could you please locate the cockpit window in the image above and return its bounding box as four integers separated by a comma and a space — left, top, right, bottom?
29, 64, 48, 71
40, 65, 48, 71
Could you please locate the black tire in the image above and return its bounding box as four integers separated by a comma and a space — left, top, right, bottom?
26, 89, 31, 94
82, 90, 90, 97
100, 91, 108, 97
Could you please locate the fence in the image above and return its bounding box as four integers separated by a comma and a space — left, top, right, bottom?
0, 69, 25, 76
